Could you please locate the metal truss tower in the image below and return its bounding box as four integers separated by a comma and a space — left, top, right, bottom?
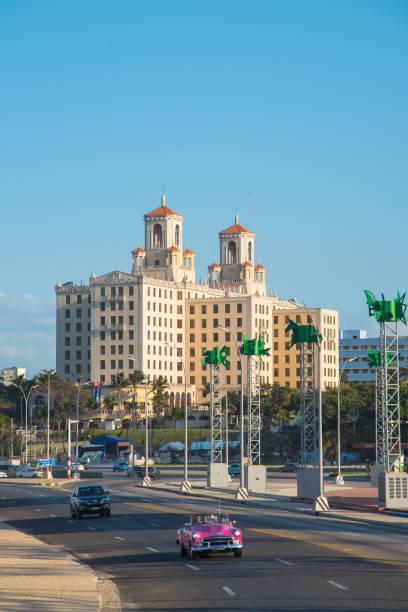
375, 368, 386, 466
247, 355, 261, 465
380, 321, 401, 471
299, 341, 318, 467
209, 363, 223, 463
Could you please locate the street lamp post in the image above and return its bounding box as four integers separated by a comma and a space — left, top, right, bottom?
11, 382, 38, 464
167, 343, 191, 493
74, 379, 90, 463
142, 376, 151, 486
336, 357, 357, 485
217, 325, 247, 499
47, 370, 56, 475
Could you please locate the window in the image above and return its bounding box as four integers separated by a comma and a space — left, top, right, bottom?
237, 360, 241, 370
177, 305, 183, 314
129, 287, 134, 296
100, 346, 105, 355
226, 332, 230, 342
75, 364, 82, 374
101, 287, 105, 297
65, 309, 70, 319
225, 304, 230, 314
202, 333, 207, 343
190, 376, 195, 384
129, 316, 134, 325
177, 319, 182, 328
129, 345, 134, 354
213, 304, 218, 314
65, 296, 71, 304
76, 350, 82, 359
76, 337, 81, 346
237, 303, 242, 313
111, 331, 116, 340
111, 346, 116, 355
190, 333, 195, 342
274, 368, 279, 377
177, 291, 182, 300
201, 319, 207, 328
225, 317, 230, 327
213, 318, 218, 328
129, 330, 134, 339
118, 345, 123, 355
274, 342, 278, 350
213, 333, 218, 342
100, 316, 105, 326
65, 350, 70, 360
285, 368, 290, 377
237, 375, 241, 385
285, 355, 290, 363
76, 309, 82, 318
118, 359, 123, 369
100, 302, 105, 311
129, 359, 134, 369
177, 362, 183, 371
65, 323, 70, 332
111, 287, 116, 296
190, 320, 195, 328
237, 332, 242, 341
285, 342, 290, 350
190, 348, 195, 357
118, 286, 123, 296
201, 305, 206, 314
100, 331, 105, 340
189, 305, 195, 315
177, 333, 183, 343
237, 318, 242, 327
111, 360, 116, 369
202, 376, 207, 384
226, 375, 230, 385
65, 365, 70, 374
274, 315, 278, 324
77, 295, 82, 304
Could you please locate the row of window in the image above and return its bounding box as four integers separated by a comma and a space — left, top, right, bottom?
65, 323, 90, 332
189, 317, 243, 329
189, 332, 243, 344
99, 345, 135, 355
65, 336, 90, 346
64, 364, 90, 374
189, 303, 243, 315
64, 350, 90, 360
65, 294, 91, 304
100, 301, 134, 311
65, 308, 91, 319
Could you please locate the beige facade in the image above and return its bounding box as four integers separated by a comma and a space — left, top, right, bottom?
56, 195, 338, 406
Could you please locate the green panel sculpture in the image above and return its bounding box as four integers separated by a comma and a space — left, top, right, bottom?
367, 349, 395, 369
364, 290, 407, 324
240, 334, 270, 359
285, 319, 321, 347
201, 345, 229, 367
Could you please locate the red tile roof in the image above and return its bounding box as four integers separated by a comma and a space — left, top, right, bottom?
255, 263, 265, 269
183, 248, 195, 255
145, 205, 182, 217
208, 262, 221, 268
167, 246, 180, 251
220, 223, 253, 235
241, 261, 253, 267
132, 246, 145, 254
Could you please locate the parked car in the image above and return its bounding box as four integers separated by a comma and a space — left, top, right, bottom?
128, 466, 161, 479
70, 484, 111, 519
113, 461, 129, 472
70, 462, 84, 471
0, 471, 7, 478
279, 463, 298, 473
177, 513, 243, 560
16, 467, 41, 478
228, 463, 240, 477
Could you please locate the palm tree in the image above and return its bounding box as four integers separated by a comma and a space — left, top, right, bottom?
128, 370, 145, 414
113, 372, 127, 411
151, 375, 169, 428
103, 395, 116, 415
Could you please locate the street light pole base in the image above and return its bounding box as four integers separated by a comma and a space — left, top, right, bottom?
313, 496, 330, 513
235, 487, 249, 501
335, 474, 345, 485
180, 480, 192, 494
227, 474, 232, 483
142, 476, 151, 487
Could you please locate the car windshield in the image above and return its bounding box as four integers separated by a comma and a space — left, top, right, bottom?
78, 486, 105, 497
191, 513, 230, 525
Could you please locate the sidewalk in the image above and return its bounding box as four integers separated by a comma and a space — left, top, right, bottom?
0, 521, 101, 611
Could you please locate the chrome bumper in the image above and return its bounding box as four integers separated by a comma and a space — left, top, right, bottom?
192, 542, 243, 552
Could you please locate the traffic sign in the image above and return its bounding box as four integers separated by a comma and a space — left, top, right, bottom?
39, 459, 55, 467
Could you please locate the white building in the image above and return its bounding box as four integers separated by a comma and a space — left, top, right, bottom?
1, 367, 26, 385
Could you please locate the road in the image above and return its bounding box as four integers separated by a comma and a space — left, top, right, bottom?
1, 471, 408, 611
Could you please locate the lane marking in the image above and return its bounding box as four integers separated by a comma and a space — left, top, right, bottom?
184, 563, 200, 571
88, 526, 96, 531
327, 580, 349, 591
274, 557, 294, 566
149, 522, 160, 527
27, 491, 32, 495
222, 586, 236, 597
50, 514, 56, 518
146, 546, 159, 552
66, 519, 74, 524
1, 497, 6, 500
114, 536, 126, 541
40, 494, 45, 497
35, 508, 41, 512
339, 531, 359, 537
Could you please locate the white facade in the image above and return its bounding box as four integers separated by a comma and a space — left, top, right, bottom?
1, 367, 26, 385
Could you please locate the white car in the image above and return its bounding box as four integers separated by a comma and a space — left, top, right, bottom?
0, 471, 7, 478
16, 467, 41, 478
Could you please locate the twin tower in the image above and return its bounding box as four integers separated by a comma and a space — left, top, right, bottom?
131, 194, 266, 296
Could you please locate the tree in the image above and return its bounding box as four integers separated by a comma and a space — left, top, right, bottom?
113, 372, 127, 410
103, 395, 116, 414
151, 376, 169, 427
128, 370, 145, 417
169, 404, 184, 429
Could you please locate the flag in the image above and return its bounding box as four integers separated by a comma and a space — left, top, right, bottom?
225, 290, 230, 298
92, 381, 102, 404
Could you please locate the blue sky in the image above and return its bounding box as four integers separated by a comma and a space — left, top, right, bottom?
1, 1, 407, 376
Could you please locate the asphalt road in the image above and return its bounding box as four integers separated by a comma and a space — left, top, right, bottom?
0, 473, 408, 611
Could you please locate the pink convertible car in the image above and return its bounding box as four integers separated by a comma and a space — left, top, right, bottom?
177, 513, 243, 560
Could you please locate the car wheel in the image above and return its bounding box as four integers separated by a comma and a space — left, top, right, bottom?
190, 547, 198, 560
77, 511, 82, 519
105, 509, 111, 517
234, 549, 242, 558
